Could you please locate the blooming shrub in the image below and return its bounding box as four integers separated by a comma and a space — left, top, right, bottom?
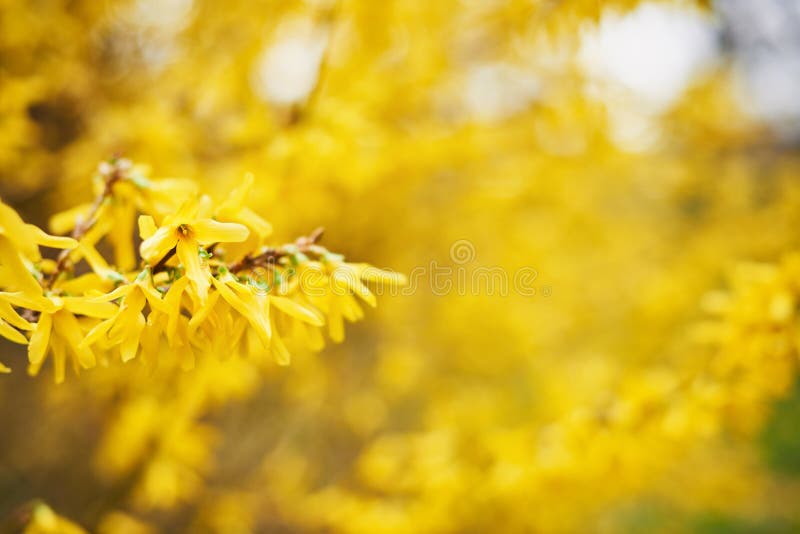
0, 157, 402, 381
3, 0, 800, 532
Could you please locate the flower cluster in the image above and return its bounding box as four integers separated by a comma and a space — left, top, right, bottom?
0, 158, 403, 382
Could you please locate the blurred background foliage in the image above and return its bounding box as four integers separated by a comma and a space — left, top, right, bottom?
3, 0, 800, 532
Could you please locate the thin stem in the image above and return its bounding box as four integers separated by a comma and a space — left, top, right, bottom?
44, 160, 127, 288
151, 247, 177, 274
228, 227, 325, 273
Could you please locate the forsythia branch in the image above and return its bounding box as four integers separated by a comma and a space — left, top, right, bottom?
0, 158, 405, 381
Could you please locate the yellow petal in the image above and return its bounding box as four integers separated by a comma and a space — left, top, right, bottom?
0, 360, 9, 373
28, 224, 78, 249
357, 264, 408, 287
192, 219, 250, 245
270, 315, 291, 366
174, 321, 196, 370
236, 208, 273, 239
50, 336, 67, 384
210, 277, 250, 317
149, 178, 199, 199
139, 281, 170, 314
92, 284, 133, 302
80, 215, 112, 249
56, 272, 114, 295
0, 235, 45, 297
49, 202, 92, 235
220, 172, 254, 212
140, 225, 177, 263
177, 238, 209, 303
229, 313, 248, 351
211, 276, 271, 347
108, 203, 136, 270
62, 296, 118, 319
0, 292, 60, 313
120, 314, 145, 362
0, 200, 40, 260
108, 290, 145, 341
341, 294, 365, 322
81, 317, 115, 349
0, 300, 32, 330
188, 290, 220, 332
270, 296, 324, 326
53, 311, 96, 369
174, 197, 200, 221
0, 318, 27, 344
139, 314, 163, 367
164, 276, 190, 343
197, 194, 214, 218
28, 312, 52, 365
138, 215, 158, 240
332, 268, 376, 307
355, 285, 377, 308
328, 299, 344, 343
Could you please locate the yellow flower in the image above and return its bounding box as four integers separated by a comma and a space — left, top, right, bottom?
208, 271, 323, 364
297, 259, 406, 342
216, 173, 273, 241
0, 207, 78, 306
209, 272, 272, 349
211, 174, 274, 262
82, 270, 169, 362
0, 291, 117, 382
0, 159, 401, 380
139, 198, 249, 302
49, 163, 198, 270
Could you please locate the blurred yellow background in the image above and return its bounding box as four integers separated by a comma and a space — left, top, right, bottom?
3, 0, 800, 532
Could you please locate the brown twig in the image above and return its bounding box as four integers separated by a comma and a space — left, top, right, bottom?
227, 248, 282, 273
44, 159, 128, 288
297, 226, 324, 248
151, 247, 176, 274
20, 309, 40, 324
228, 227, 325, 273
